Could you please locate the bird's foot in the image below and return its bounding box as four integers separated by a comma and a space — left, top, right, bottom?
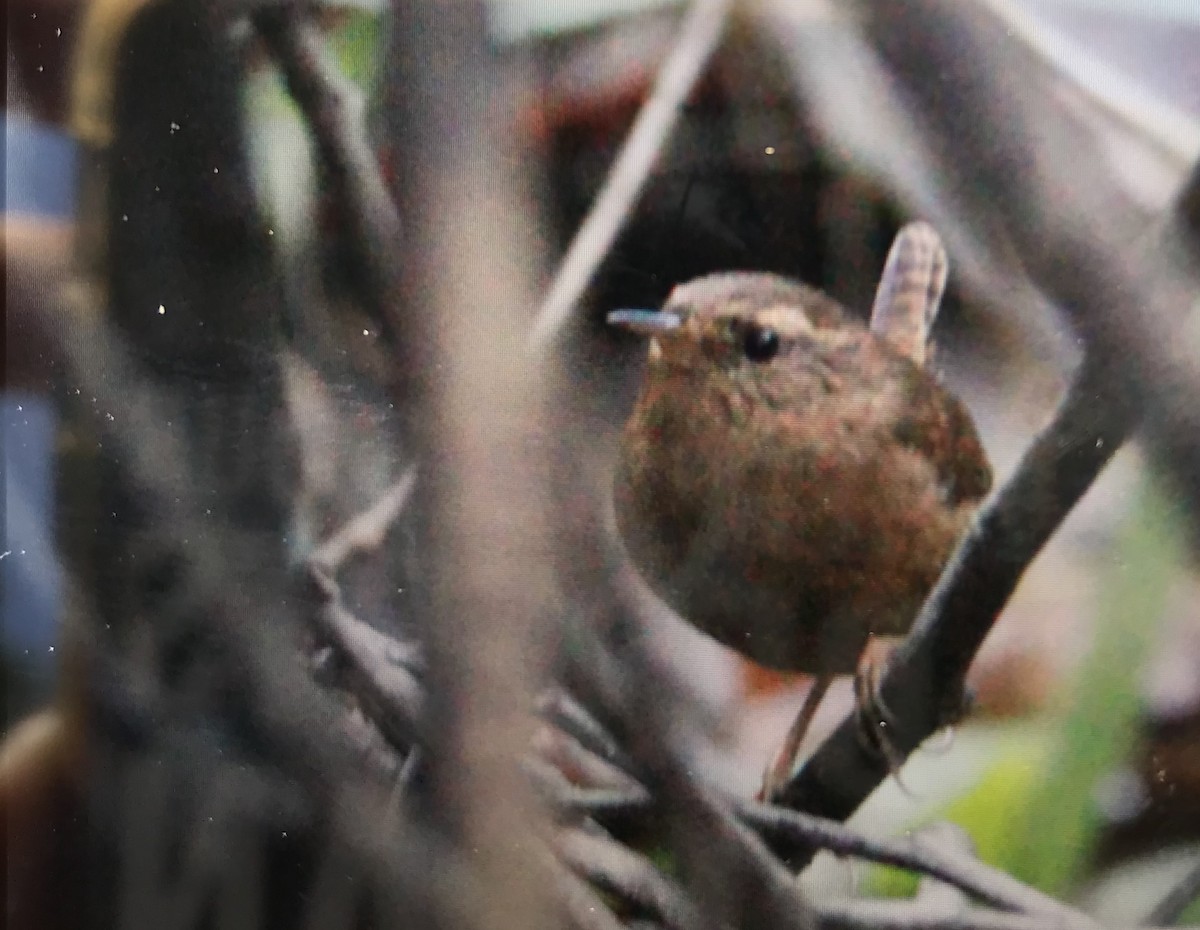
853, 635, 910, 785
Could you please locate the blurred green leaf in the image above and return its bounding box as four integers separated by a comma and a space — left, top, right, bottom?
328, 11, 381, 91
1012, 473, 1182, 894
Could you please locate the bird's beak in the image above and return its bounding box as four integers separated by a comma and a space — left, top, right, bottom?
607, 309, 683, 336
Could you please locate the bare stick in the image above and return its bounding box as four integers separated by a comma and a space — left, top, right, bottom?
737, 803, 1092, 924
529, 0, 733, 353
308, 466, 418, 574
313, 598, 424, 748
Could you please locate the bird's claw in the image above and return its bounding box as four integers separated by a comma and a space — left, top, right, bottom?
853, 636, 912, 791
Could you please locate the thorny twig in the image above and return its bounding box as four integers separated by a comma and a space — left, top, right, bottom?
529, 0, 733, 353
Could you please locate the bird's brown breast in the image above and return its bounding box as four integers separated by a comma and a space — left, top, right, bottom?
613, 325, 990, 674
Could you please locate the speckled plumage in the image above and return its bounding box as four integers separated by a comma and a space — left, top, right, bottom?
613, 267, 991, 677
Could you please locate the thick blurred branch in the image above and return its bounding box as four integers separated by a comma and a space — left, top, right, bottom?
382, 1, 561, 926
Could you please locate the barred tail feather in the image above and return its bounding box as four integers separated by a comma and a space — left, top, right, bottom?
869, 221, 948, 366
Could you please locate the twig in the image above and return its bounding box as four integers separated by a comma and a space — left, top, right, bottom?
547, 774, 1090, 924
254, 5, 406, 342
555, 827, 706, 930
302, 465, 423, 751
739, 804, 1089, 924
528, 702, 1089, 926
538, 688, 641, 776
813, 899, 1104, 930
528, 0, 733, 353
308, 466, 418, 574
525, 756, 654, 833
1147, 858, 1200, 926
313, 597, 424, 749
595, 635, 821, 928
539, 847, 632, 930
533, 722, 648, 794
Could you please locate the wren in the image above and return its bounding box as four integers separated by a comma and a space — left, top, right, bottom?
609, 223, 992, 798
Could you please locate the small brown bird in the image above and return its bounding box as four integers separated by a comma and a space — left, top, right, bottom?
610, 223, 992, 798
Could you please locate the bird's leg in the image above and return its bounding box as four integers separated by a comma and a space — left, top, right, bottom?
758, 675, 832, 802
853, 634, 909, 778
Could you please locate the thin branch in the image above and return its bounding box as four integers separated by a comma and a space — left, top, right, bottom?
563, 612, 818, 929
538, 847, 633, 930
302, 470, 424, 750
532, 722, 648, 794
738, 804, 1092, 924
528, 699, 1090, 926
538, 688, 641, 777
308, 466, 418, 573
813, 899, 1102, 930
254, 5, 406, 342
817, 901, 1194, 930
528, 0, 733, 353
546, 774, 1091, 924
525, 756, 654, 834
312, 597, 424, 748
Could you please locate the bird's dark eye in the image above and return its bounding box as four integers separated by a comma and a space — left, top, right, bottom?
742, 324, 780, 362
